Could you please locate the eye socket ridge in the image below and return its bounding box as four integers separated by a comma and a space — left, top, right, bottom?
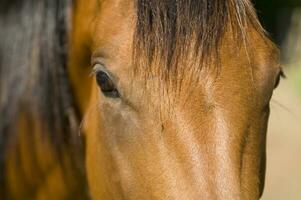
92, 64, 120, 98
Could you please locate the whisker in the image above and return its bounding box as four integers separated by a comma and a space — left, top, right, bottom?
78, 101, 100, 136
270, 99, 295, 117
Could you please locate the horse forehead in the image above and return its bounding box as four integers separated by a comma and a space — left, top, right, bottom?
92, 0, 134, 55
94, 0, 134, 31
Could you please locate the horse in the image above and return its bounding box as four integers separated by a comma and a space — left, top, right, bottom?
0, 0, 283, 199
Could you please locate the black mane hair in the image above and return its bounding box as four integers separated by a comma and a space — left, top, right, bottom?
0, 0, 87, 198
134, 0, 265, 79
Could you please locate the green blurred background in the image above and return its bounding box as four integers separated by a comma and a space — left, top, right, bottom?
254, 0, 301, 199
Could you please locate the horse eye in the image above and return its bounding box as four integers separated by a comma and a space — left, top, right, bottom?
95, 70, 120, 98
274, 69, 285, 89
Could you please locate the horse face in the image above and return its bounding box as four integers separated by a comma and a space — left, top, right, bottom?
78, 0, 282, 199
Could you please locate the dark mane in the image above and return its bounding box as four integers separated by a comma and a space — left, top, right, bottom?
134, 0, 265, 78
0, 0, 87, 198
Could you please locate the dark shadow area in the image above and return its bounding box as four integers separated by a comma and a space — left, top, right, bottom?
254, 0, 301, 45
